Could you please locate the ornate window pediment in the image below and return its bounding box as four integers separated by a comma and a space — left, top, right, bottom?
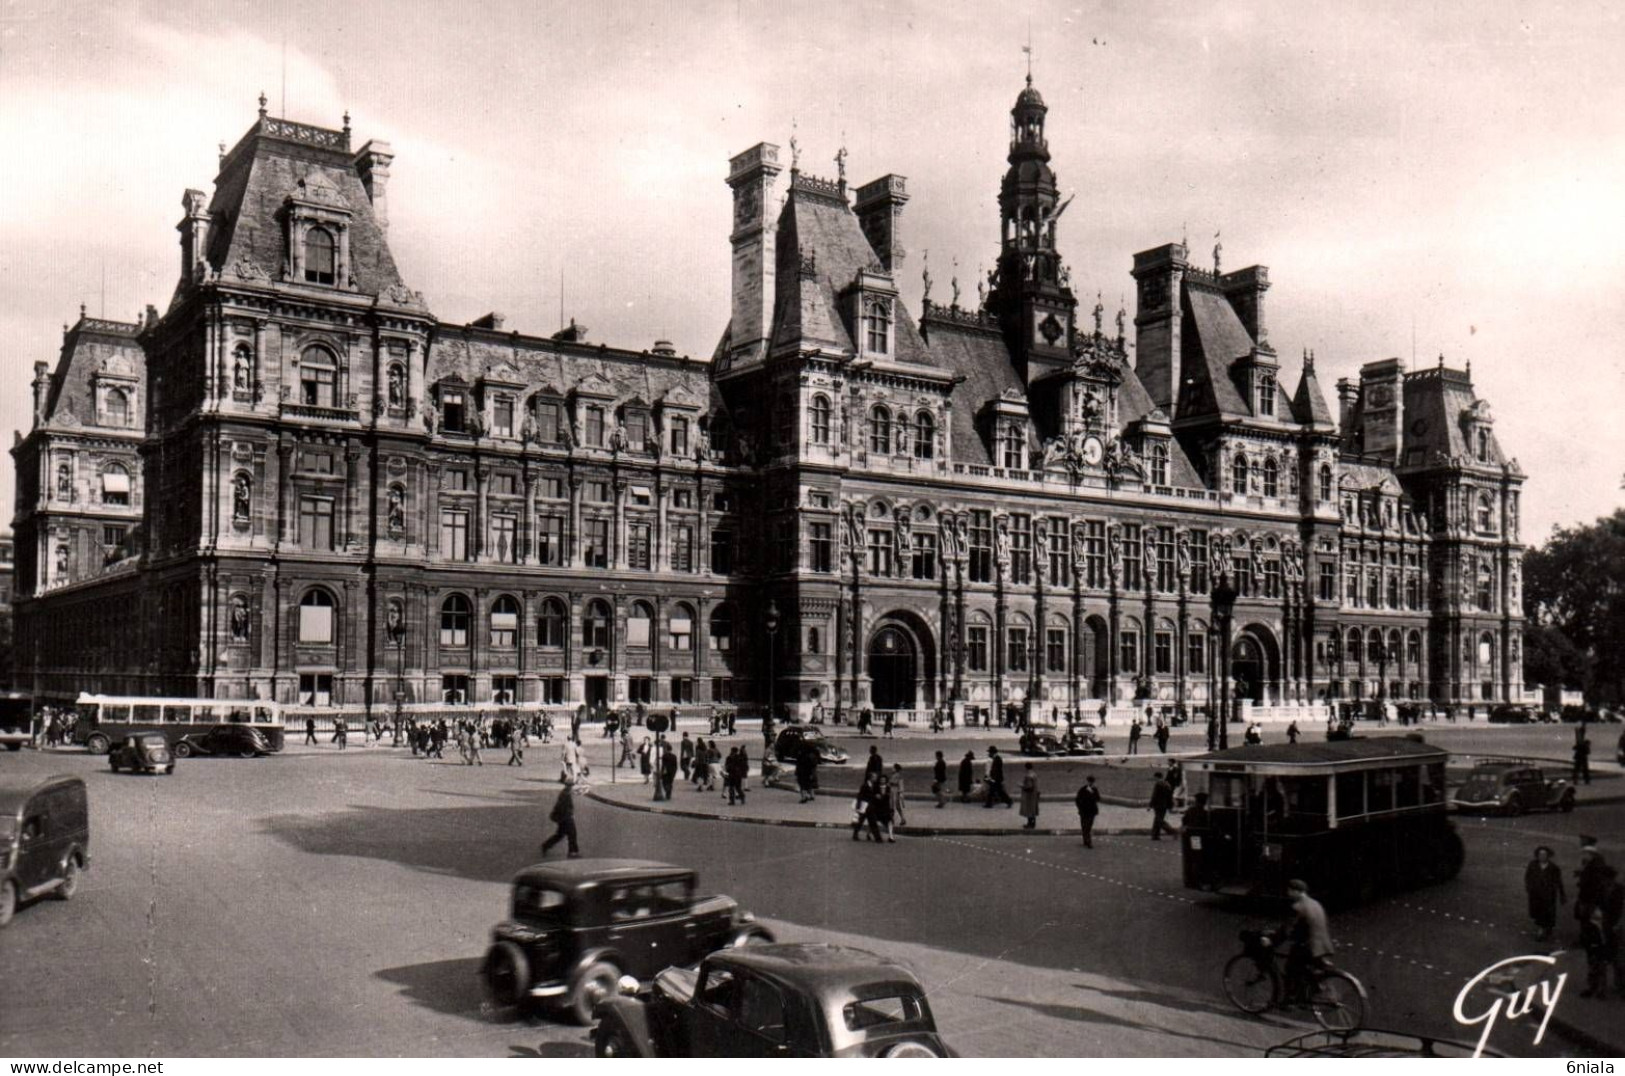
284, 170, 355, 288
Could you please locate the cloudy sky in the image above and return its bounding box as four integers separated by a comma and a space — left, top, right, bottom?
2, 0, 1622, 541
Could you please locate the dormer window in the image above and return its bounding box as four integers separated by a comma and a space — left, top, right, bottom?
492, 395, 514, 438
105, 388, 131, 427
1476, 427, 1491, 463
441, 388, 466, 432
914, 411, 936, 460
1257, 374, 1275, 417
1001, 422, 1026, 471
304, 227, 336, 285
584, 405, 605, 447
1318, 464, 1333, 502
625, 409, 648, 451
864, 299, 892, 355
1476, 492, 1495, 533
1149, 441, 1169, 486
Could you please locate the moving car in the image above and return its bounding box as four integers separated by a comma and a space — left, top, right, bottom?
1064, 724, 1106, 755
773, 725, 849, 765
173, 724, 273, 758
0, 774, 89, 928
593, 942, 954, 1057
481, 858, 772, 1024
1018, 729, 1067, 757
108, 733, 175, 775
1451, 761, 1576, 816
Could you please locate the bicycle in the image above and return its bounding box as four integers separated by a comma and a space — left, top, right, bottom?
1223, 929, 1367, 1032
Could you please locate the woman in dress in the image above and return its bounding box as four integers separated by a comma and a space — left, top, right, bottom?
1020, 763, 1041, 830
1524, 845, 1566, 942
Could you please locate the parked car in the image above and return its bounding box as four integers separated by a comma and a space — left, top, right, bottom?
1487, 704, 1538, 725
0, 774, 90, 928
1452, 761, 1576, 816
480, 858, 772, 1024
173, 724, 272, 758
1063, 724, 1106, 755
108, 733, 174, 775
773, 725, 849, 765
593, 942, 954, 1057
1018, 729, 1067, 757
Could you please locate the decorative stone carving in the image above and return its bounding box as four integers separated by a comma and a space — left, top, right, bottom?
229, 595, 250, 640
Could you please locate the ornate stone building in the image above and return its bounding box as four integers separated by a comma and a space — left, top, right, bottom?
10, 82, 1526, 715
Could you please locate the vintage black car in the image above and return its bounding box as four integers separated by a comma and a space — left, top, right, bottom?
773, 725, 849, 765
1018, 729, 1066, 756
173, 724, 273, 758
593, 943, 953, 1057
108, 734, 174, 775
1, 774, 89, 928
481, 859, 772, 1025
1451, 760, 1576, 815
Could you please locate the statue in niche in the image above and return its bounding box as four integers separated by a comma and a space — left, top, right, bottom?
1071, 523, 1087, 572
609, 423, 628, 452
233, 351, 250, 391
939, 516, 958, 561
694, 424, 708, 460
55, 545, 69, 576
994, 516, 1011, 574
387, 365, 405, 408
1250, 539, 1265, 582
520, 410, 537, 444
1116, 306, 1126, 340
1209, 534, 1230, 582
57, 464, 72, 500
229, 595, 250, 640
1107, 525, 1123, 581
422, 399, 439, 434
232, 473, 252, 524
385, 598, 405, 643
387, 486, 406, 537
1176, 532, 1192, 578
843, 505, 863, 564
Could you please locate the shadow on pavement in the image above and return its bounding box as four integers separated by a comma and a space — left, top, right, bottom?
981, 993, 1275, 1054
374, 956, 492, 1020
1078, 982, 1253, 1022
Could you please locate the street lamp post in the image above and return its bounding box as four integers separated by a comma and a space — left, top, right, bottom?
394, 628, 406, 746
764, 599, 781, 724
1210, 574, 1238, 751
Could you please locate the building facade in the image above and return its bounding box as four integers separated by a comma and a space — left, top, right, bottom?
10, 83, 1527, 715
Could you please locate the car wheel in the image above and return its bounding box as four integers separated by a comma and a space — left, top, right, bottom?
883, 1042, 941, 1058
0, 880, 15, 927
1505, 795, 1524, 817
482, 941, 531, 1007
173, 742, 193, 759
595, 1025, 638, 1058
570, 961, 620, 1026
1560, 792, 1575, 813
110, 757, 121, 773
86, 734, 110, 755
56, 858, 81, 901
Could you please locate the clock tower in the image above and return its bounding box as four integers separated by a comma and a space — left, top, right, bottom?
988, 76, 1078, 386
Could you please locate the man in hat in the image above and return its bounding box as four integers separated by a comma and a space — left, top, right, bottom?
541, 779, 580, 858
1075, 776, 1101, 848
1574, 836, 1614, 938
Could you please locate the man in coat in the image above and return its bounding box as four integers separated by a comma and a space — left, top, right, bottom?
865, 745, 885, 782
958, 750, 976, 803
679, 732, 694, 781
1575, 837, 1614, 933
541, 780, 580, 858
1280, 879, 1334, 1002
932, 751, 949, 808
1075, 776, 1101, 848
1128, 719, 1142, 755
1019, 763, 1041, 830
659, 741, 678, 800
1148, 771, 1175, 840
984, 746, 1013, 808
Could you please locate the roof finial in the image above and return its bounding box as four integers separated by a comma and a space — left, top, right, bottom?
834, 139, 847, 189
950, 257, 960, 308
789, 117, 800, 172
1438, 352, 1445, 369
1304, 347, 1316, 373
1024, 21, 1033, 85
921, 250, 932, 304
80, 302, 86, 320
1093, 291, 1104, 335
258, 91, 268, 118
1213, 229, 1223, 275
342, 110, 351, 134
1181, 221, 1188, 250
218, 141, 227, 166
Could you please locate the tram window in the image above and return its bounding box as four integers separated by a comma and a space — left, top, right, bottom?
133, 705, 161, 724
1209, 773, 1246, 809
104, 705, 131, 724
1335, 771, 1365, 819
1423, 763, 1446, 805
1396, 767, 1421, 809
163, 705, 191, 724
1280, 777, 1330, 830
1368, 770, 1396, 813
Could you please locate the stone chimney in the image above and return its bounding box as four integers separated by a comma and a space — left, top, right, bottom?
32, 361, 49, 429
1336, 377, 1358, 434
1130, 242, 1189, 413
355, 140, 395, 233
1219, 265, 1270, 347
1355, 358, 1404, 463
177, 189, 211, 282
725, 143, 782, 370
854, 175, 909, 271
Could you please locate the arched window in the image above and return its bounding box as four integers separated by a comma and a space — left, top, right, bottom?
1232, 453, 1249, 493
490, 595, 520, 648
708, 605, 733, 651
1318, 464, 1333, 502
1478, 632, 1496, 668
1262, 457, 1279, 498
1257, 374, 1276, 417
298, 588, 335, 644
1476, 428, 1491, 462
864, 299, 891, 354
105, 388, 131, 426
627, 601, 654, 648
439, 594, 471, 647
668, 603, 694, 651
537, 598, 567, 648
1387, 629, 1403, 667
1476, 493, 1495, 533
1477, 561, 1495, 612
102, 463, 131, 507
914, 411, 935, 460
810, 395, 832, 444
807, 626, 822, 654
1368, 628, 1385, 665
583, 599, 612, 651
869, 406, 892, 454
1149, 442, 1169, 486
1407, 630, 1423, 667
1348, 628, 1364, 667
299, 346, 337, 408
304, 227, 336, 285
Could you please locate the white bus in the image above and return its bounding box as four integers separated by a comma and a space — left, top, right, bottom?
71, 694, 285, 755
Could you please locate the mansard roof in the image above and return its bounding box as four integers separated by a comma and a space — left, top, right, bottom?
424, 326, 711, 410
770, 177, 936, 367
918, 314, 1022, 466
205, 113, 404, 296
1401, 365, 1506, 466
39, 315, 146, 431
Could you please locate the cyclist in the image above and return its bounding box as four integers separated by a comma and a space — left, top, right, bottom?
1277, 878, 1335, 1003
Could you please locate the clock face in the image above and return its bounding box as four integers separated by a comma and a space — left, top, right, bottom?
1082, 436, 1104, 466
1368, 384, 1394, 409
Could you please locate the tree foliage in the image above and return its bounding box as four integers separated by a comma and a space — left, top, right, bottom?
1523, 508, 1625, 704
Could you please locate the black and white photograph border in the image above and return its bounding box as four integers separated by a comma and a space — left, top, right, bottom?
1, 0, 1623, 1065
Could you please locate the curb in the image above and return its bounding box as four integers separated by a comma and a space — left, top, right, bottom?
584, 788, 1164, 837
1546, 1009, 1625, 1058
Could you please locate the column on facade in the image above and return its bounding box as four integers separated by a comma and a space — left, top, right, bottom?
613, 478, 628, 570
567, 474, 582, 567
1106, 581, 1121, 705
474, 463, 489, 558
1032, 530, 1046, 710
655, 477, 670, 573
406, 340, 423, 418
275, 441, 295, 548
343, 446, 360, 548
993, 565, 1007, 716
521, 468, 537, 564
252, 319, 267, 403
425, 462, 442, 557
1175, 589, 1189, 710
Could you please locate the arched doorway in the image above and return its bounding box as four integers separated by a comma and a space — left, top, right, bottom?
1231, 636, 1265, 704
869, 625, 917, 710
1083, 615, 1110, 698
